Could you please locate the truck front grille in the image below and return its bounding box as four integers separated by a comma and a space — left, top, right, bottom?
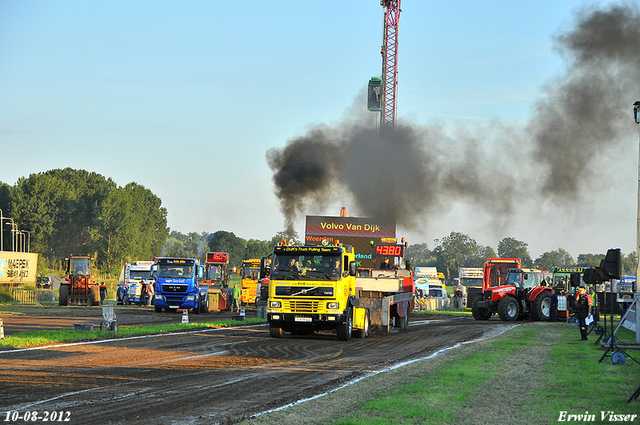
284, 300, 320, 313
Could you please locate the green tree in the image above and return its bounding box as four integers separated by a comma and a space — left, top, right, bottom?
405, 242, 434, 268
622, 252, 637, 276
497, 237, 533, 267
245, 239, 271, 260
576, 253, 605, 268
10, 169, 115, 267
208, 230, 246, 269
91, 182, 168, 273
432, 231, 485, 280
534, 248, 574, 271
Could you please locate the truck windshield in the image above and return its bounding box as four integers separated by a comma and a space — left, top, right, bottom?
504, 273, 523, 287
130, 270, 151, 280
71, 258, 90, 276
271, 254, 342, 281
242, 266, 260, 280
158, 264, 194, 278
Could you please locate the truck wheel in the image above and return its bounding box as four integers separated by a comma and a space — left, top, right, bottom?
201, 295, 209, 313
399, 314, 408, 331
89, 286, 100, 306
353, 310, 370, 338
337, 308, 353, 341
269, 324, 284, 338
59, 285, 69, 306
471, 296, 491, 320
498, 297, 519, 321
532, 292, 552, 321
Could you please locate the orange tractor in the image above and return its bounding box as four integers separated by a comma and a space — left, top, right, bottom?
59, 255, 100, 306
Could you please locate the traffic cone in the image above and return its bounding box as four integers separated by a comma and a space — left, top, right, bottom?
182, 309, 189, 324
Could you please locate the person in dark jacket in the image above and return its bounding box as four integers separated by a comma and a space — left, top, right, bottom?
575, 287, 592, 340
549, 288, 558, 322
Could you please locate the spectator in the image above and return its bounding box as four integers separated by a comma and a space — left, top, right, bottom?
99, 282, 108, 304
232, 283, 241, 313
575, 287, 592, 340
549, 288, 558, 322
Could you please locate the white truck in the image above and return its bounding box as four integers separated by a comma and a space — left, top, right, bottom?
458, 267, 483, 308
117, 261, 154, 305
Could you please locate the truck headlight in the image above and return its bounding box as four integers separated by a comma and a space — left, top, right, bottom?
185, 295, 195, 301
270, 301, 281, 308
327, 302, 340, 309
154, 295, 163, 300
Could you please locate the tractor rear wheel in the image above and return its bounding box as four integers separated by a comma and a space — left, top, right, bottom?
532, 292, 552, 321
89, 285, 100, 306
471, 296, 491, 320
497, 297, 519, 321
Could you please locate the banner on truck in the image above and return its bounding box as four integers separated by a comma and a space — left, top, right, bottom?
0, 252, 39, 285
305, 216, 396, 270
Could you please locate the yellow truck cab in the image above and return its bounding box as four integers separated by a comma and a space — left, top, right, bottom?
266, 243, 365, 340
266, 241, 414, 341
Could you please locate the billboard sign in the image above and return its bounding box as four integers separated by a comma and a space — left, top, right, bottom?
305, 215, 396, 269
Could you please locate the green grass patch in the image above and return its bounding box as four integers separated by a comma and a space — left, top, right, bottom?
0, 317, 265, 349
328, 323, 639, 425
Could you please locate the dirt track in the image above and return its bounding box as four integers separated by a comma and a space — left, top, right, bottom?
0, 308, 512, 425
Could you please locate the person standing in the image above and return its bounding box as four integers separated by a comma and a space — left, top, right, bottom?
232, 283, 241, 313
99, 282, 108, 304
549, 288, 558, 322
575, 287, 592, 340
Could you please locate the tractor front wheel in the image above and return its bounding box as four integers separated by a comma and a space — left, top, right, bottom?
471, 296, 492, 320
497, 297, 519, 321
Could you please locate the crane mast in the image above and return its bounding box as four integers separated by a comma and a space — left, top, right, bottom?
380, 0, 401, 128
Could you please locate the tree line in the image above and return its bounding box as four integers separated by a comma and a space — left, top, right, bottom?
1, 168, 637, 278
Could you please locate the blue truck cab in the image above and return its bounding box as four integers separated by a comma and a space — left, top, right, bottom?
151, 257, 210, 313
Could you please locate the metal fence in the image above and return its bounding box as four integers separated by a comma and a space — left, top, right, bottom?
12, 290, 57, 306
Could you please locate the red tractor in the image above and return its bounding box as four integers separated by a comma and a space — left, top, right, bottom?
472, 268, 553, 321
59, 255, 100, 306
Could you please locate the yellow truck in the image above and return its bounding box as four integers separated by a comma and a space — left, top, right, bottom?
265, 241, 414, 341
240, 258, 263, 304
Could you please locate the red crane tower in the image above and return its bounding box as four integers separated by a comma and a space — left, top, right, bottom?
380, 0, 401, 128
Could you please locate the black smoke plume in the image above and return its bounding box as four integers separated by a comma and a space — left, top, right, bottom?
267, 3, 640, 237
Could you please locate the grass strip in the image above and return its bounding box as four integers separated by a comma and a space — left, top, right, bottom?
246, 322, 639, 425
0, 318, 265, 349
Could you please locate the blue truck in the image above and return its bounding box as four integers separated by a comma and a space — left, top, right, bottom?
151, 257, 210, 313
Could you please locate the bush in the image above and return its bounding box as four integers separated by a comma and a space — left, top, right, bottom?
0, 286, 13, 303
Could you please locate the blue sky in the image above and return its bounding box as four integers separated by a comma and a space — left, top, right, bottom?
1, 0, 638, 260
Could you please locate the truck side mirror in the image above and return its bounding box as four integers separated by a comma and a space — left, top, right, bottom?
259, 256, 268, 279
349, 261, 357, 276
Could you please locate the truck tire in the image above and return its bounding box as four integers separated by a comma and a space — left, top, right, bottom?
532, 292, 552, 321
471, 296, 491, 320
353, 310, 370, 338
59, 285, 69, 306
201, 295, 209, 313
337, 308, 353, 341
498, 297, 519, 321
89, 286, 100, 306
269, 323, 284, 338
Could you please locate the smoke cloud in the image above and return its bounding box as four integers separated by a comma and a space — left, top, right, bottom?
267, 3, 640, 237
